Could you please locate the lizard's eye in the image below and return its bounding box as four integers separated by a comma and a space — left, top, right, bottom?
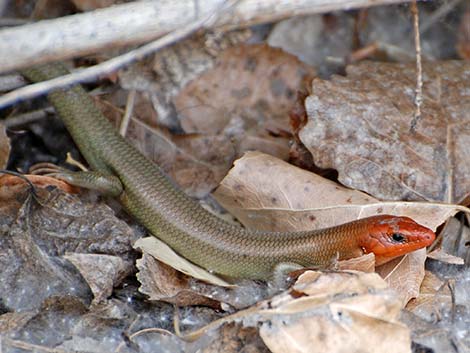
391, 233, 406, 242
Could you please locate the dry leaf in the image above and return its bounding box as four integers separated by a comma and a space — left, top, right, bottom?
0, 189, 90, 311
412, 216, 467, 266
260, 297, 410, 353
176, 44, 314, 134
337, 252, 376, 272
405, 270, 452, 321
301, 61, 470, 203
261, 272, 410, 353
119, 30, 251, 130
213, 151, 465, 232
376, 249, 427, 305
0, 183, 137, 311
426, 249, 465, 265
403, 269, 468, 352
293, 270, 388, 297
136, 253, 221, 308
175, 44, 315, 160
134, 237, 232, 288
64, 253, 133, 304
439, 216, 470, 261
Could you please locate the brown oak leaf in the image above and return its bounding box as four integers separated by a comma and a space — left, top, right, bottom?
175, 44, 316, 161
301, 61, 470, 203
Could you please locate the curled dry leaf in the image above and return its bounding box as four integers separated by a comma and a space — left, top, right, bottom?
438, 216, 469, 262
405, 271, 452, 321
301, 60, 470, 203
213, 151, 465, 232
424, 215, 468, 265
175, 44, 316, 161
136, 252, 222, 308
134, 237, 232, 288
376, 249, 427, 305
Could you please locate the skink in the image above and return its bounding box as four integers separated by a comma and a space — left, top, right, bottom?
20, 64, 435, 280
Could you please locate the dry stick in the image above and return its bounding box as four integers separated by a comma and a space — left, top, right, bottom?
420, 0, 462, 34
3, 108, 51, 128
119, 89, 136, 137
114, 327, 174, 353
0, 0, 236, 109
409, 0, 423, 133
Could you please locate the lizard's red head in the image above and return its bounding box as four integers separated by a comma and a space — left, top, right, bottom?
359, 215, 435, 266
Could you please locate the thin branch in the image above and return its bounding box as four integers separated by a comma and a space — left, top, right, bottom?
409, 0, 423, 132
119, 89, 136, 137
3, 107, 52, 128
420, 0, 462, 34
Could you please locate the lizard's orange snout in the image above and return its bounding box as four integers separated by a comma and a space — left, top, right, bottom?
360, 215, 436, 266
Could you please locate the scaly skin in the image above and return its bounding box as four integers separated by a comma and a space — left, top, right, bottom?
21, 64, 436, 279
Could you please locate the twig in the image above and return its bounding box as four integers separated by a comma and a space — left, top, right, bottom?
0, 0, 236, 109
3, 107, 52, 128
420, 0, 462, 34
114, 327, 174, 352
409, 1, 423, 133
119, 90, 136, 137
